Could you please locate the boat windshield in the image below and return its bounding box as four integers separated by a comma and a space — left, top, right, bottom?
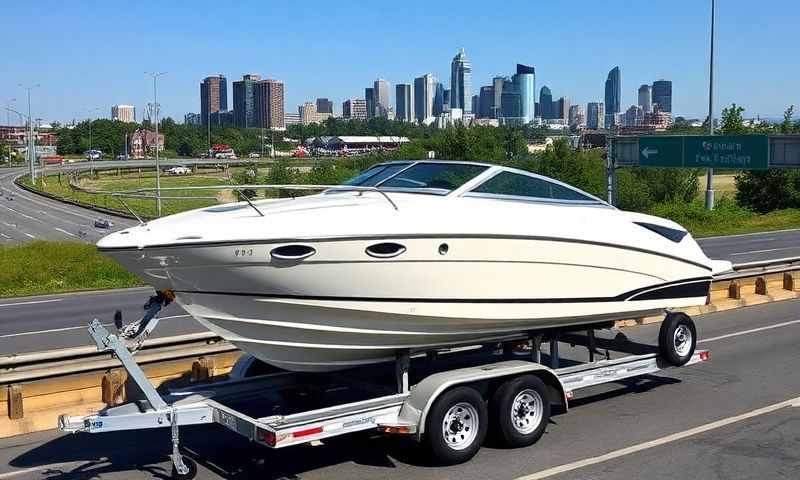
341, 163, 411, 187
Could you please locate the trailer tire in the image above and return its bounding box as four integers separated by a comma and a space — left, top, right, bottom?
490, 375, 550, 448
171, 456, 197, 480
424, 386, 487, 465
659, 312, 696, 366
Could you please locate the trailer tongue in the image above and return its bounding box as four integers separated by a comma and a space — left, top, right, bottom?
60, 314, 708, 479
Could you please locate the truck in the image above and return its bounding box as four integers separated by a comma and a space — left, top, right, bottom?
58, 303, 706, 480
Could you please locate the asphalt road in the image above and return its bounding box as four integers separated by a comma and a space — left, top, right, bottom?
0, 299, 798, 479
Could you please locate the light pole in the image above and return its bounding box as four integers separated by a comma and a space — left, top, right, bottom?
19, 84, 39, 182
146, 71, 167, 217
5, 99, 15, 126
86, 107, 100, 177
704, 0, 716, 210
5, 106, 27, 167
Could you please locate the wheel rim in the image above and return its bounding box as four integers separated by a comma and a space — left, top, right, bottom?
510, 389, 544, 435
442, 402, 479, 450
673, 324, 693, 357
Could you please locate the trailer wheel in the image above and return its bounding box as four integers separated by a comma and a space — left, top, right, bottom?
424, 386, 487, 465
490, 375, 550, 448
659, 312, 697, 366
171, 456, 197, 480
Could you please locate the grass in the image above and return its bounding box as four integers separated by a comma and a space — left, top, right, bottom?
0, 241, 142, 298
649, 200, 800, 238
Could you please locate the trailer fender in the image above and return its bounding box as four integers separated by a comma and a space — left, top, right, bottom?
396, 360, 567, 441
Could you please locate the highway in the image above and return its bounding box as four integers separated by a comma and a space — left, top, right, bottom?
0, 299, 798, 479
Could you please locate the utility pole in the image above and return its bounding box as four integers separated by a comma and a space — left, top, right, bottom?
704, 0, 716, 210
146, 72, 167, 217
19, 84, 40, 182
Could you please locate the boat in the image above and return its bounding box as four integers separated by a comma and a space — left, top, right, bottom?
97, 160, 732, 371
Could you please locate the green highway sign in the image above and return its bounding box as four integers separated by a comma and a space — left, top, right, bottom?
638, 135, 769, 169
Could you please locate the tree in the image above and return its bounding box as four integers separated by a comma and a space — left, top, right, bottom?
719, 103, 745, 134
781, 105, 795, 134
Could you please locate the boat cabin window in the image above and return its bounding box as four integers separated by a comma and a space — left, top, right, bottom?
342, 163, 411, 187
471, 171, 595, 202
377, 163, 488, 192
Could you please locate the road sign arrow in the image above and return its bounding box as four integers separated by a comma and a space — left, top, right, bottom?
641, 147, 659, 159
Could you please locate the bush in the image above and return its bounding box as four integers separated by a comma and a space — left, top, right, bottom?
735, 170, 800, 213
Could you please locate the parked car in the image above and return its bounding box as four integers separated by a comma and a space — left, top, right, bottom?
94, 218, 114, 229
166, 166, 191, 175
85, 150, 103, 160
115, 154, 129, 161
248, 152, 261, 158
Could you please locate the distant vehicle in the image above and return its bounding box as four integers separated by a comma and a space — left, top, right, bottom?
248, 152, 261, 158
93, 219, 114, 229
85, 150, 103, 160
41, 155, 64, 165
115, 154, 129, 161
167, 166, 191, 175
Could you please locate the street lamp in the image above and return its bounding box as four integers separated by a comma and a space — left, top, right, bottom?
4, 106, 27, 168
18, 83, 40, 182
146, 71, 167, 217
5, 99, 15, 126
86, 107, 101, 177
704, 0, 716, 210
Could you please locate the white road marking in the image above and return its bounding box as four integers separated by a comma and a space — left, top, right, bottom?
0, 314, 190, 338
0, 298, 63, 308
730, 246, 800, 256
515, 395, 800, 480
698, 319, 800, 344
23, 232, 35, 239
0, 233, 10, 239
0, 204, 39, 222
698, 227, 800, 241
54, 227, 77, 237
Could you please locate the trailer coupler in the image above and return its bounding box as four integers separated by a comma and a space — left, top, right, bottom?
114, 289, 175, 352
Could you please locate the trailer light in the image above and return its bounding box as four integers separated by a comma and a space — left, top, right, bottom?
379, 425, 412, 434
256, 428, 276, 446
699, 351, 710, 362
292, 426, 323, 438
565, 390, 574, 400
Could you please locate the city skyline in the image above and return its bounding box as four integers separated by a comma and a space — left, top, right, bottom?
2, 0, 798, 124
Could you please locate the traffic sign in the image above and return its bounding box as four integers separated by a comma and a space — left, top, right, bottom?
634, 135, 769, 169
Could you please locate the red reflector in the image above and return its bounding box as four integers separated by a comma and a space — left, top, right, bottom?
292, 426, 323, 438
256, 428, 276, 446
699, 351, 710, 361
565, 391, 574, 400
379, 426, 411, 434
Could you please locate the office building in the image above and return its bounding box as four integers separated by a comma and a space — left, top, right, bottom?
471, 95, 479, 117
554, 97, 571, 122
514, 64, 536, 124
478, 85, 494, 119
200, 74, 227, 125
433, 82, 445, 116
500, 78, 522, 124
232, 74, 261, 128
316, 98, 333, 115
111, 105, 135, 123
450, 48, 472, 113
492, 76, 506, 119
209, 110, 234, 126
638, 84, 652, 113
299, 102, 317, 125
184, 112, 201, 125
342, 99, 367, 120
253, 79, 285, 129
539, 86, 553, 120
623, 105, 644, 127
284, 112, 301, 125
414, 74, 436, 123
604, 66, 621, 127
586, 102, 605, 129
652, 80, 672, 113
568, 104, 585, 127
443, 89, 451, 113
365, 87, 375, 119
374, 79, 390, 118
395, 84, 414, 122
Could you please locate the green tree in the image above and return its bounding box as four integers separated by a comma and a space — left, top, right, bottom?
719, 103, 745, 134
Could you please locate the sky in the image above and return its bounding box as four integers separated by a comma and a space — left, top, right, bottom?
2, 0, 798, 125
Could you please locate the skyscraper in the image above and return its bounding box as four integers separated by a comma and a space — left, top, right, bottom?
638, 84, 652, 113
652, 80, 672, 113
587, 102, 605, 129
513, 64, 536, 124
111, 105, 135, 122
200, 75, 228, 125
471, 95, 479, 118
413, 74, 435, 123
450, 48, 472, 113
299, 102, 317, 125
316, 98, 334, 115
492, 77, 506, 119
365, 87, 375, 119
539, 86, 553, 120
395, 84, 414, 122
342, 99, 367, 120
568, 104, 585, 127
500, 78, 521, 123
374, 79, 390, 117
233, 74, 261, 128
554, 97, 571, 122
433, 82, 445, 116
604, 67, 621, 127
478, 85, 494, 119
253, 79, 284, 129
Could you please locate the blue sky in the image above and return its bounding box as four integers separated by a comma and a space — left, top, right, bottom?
2, 0, 798, 124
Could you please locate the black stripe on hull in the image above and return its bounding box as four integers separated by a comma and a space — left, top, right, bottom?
173, 277, 712, 304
